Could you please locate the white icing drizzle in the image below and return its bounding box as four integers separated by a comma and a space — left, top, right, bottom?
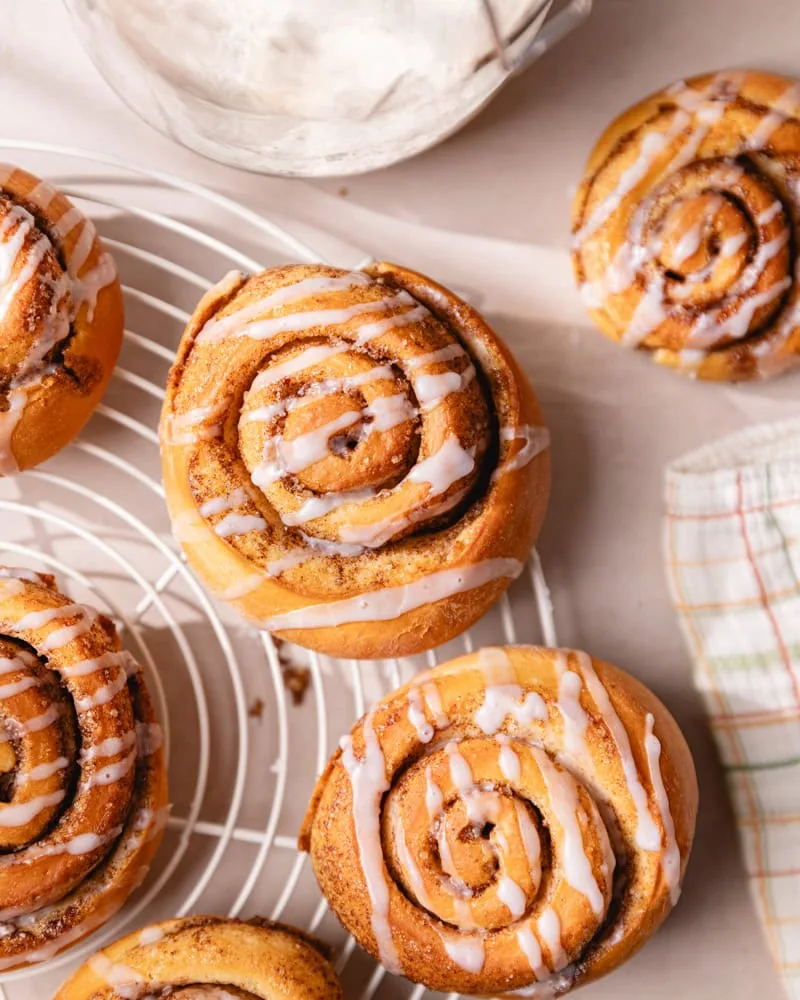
644, 712, 682, 904
0, 790, 65, 828
424, 764, 443, 818
414, 364, 476, 411
340, 713, 401, 974
746, 82, 800, 149
14, 602, 98, 651
248, 344, 349, 392
0, 675, 40, 699
18, 705, 61, 734
573, 652, 661, 851
60, 650, 135, 680
419, 681, 448, 729
20, 757, 68, 783
536, 908, 566, 971
671, 223, 703, 266
198, 271, 372, 342
74, 669, 128, 712
81, 731, 137, 764
200, 294, 411, 344
497, 875, 527, 918
475, 685, 547, 735
363, 393, 417, 431
497, 733, 521, 782
81, 750, 136, 791
389, 798, 433, 912
492, 425, 551, 482
257, 409, 361, 485
439, 931, 485, 973
573, 114, 691, 247
408, 435, 474, 496
0, 388, 25, 476
553, 651, 590, 760
213, 512, 268, 538
757, 201, 783, 226
87, 953, 145, 996
260, 557, 522, 631
516, 799, 542, 875
517, 926, 549, 981
198, 487, 249, 517
406, 688, 434, 743
405, 344, 467, 370
354, 303, 429, 343
138, 925, 165, 946
532, 747, 604, 916
281, 487, 376, 527
720, 232, 748, 257
162, 398, 229, 446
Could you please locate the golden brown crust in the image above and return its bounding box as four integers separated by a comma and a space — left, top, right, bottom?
301, 646, 698, 995
53, 915, 343, 999
572, 70, 800, 381
160, 262, 550, 658
0, 163, 123, 473
0, 568, 168, 971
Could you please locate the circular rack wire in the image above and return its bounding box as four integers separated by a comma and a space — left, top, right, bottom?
0, 141, 558, 1000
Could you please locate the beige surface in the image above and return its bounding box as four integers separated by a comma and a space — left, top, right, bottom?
1, 0, 796, 997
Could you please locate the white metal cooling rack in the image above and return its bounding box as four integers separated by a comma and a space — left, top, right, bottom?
0, 142, 558, 1000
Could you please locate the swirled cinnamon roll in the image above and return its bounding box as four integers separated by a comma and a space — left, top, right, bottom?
573, 70, 800, 380
160, 262, 550, 658
0, 568, 168, 969
301, 646, 697, 995
0, 164, 122, 473
54, 915, 342, 999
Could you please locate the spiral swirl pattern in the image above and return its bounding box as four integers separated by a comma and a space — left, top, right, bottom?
0, 568, 168, 970
160, 262, 550, 658
0, 163, 122, 473
54, 915, 342, 999
572, 70, 800, 380
301, 646, 697, 995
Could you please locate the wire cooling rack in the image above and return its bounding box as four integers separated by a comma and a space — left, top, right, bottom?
0, 142, 557, 1000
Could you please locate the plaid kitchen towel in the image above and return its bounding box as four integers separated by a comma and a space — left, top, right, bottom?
664, 417, 800, 998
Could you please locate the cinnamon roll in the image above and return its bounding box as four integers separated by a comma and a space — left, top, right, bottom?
54, 915, 343, 999
301, 646, 697, 995
0, 567, 168, 969
0, 164, 123, 473
572, 70, 800, 380
160, 262, 550, 658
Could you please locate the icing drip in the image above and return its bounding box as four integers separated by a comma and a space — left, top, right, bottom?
574, 652, 661, 851
497, 733, 521, 782
414, 364, 476, 411
14, 603, 98, 651
87, 954, 145, 997
260, 558, 522, 631
439, 932, 485, 974
532, 747, 604, 916
553, 651, 590, 760
0, 791, 66, 828
536, 908, 566, 971
199, 293, 412, 344
199, 271, 372, 342
492, 425, 551, 481
517, 926, 549, 981
340, 714, 401, 974
644, 712, 682, 904
407, 688, 435, 743
162, 399, 229, 445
